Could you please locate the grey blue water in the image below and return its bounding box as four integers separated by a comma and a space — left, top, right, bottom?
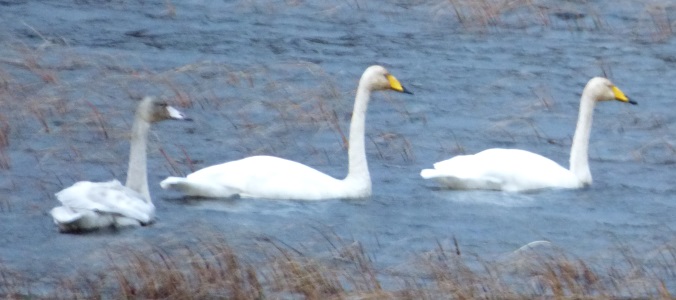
0, 0, 673, 283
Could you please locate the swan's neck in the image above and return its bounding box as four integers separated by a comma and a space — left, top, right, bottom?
569, 93, 595, 184
343, 84, 371, 191
125, 117, 151, 202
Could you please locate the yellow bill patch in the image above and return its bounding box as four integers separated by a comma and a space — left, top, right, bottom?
612, 86, 629, 102
386, 74, 405, 92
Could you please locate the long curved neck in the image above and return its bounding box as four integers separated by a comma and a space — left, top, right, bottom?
569, 92, 596, 184
125, 116, 151, 203
344, 82, 371, 189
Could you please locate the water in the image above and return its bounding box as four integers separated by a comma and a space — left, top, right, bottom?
0, 0, 674, 284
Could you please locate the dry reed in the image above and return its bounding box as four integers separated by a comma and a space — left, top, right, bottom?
435, 0, 676, 42
0, 234, 672, 299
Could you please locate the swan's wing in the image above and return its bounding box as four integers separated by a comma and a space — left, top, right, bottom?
184, 155, 344, 199
49, 205, 117, 232
472, 148, 575, 185
423, 148, 578, 191
55, 180, 154, 223
422, 153, 504, 189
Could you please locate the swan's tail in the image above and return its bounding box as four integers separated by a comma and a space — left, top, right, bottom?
161, 176, 239, 198
160, 176, 191, 190
160, 176, 218, 197
420, 168, 442, 179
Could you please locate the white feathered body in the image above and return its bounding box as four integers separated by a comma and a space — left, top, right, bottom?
160, 66, 412, 201
161, 155, 369, 200
420, 148, 583, 192
50, 180, 156, 232
420, 77, 634, 193
49, 97, 189, 233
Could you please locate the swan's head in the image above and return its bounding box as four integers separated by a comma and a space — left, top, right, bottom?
137, 96, 191, 122
585, 77, 637, 105
361, 65, 413, 94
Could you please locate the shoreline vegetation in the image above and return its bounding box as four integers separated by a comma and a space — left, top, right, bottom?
1, 233, 674, 299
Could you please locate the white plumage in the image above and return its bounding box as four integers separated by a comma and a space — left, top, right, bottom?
161, 156, 358, 200
161, 65, 412, 200
50, 97, 189, 232
421, 77, 636, 192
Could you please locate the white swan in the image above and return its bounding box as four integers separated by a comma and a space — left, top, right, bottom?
160, 65, 412, 200
50, 97, 189, 232
420, 77, 636, 192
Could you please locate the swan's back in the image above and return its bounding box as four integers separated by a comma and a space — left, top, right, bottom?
421, 148, 581, 192
167, 156, 360, 200
51, 180, 155, 232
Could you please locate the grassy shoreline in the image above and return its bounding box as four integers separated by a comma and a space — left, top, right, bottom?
2, 234, 673, 299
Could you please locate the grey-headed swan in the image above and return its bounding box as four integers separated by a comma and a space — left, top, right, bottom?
50, 97, 189, 232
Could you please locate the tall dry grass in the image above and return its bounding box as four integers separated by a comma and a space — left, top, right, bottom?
1, 234, 672, 299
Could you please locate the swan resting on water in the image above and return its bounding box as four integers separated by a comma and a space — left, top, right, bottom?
420, 77, 636, 192
160, 65, 412, 200
50, 97, 189, 232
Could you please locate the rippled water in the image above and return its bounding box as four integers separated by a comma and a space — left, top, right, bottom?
0, 0, 674, 284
